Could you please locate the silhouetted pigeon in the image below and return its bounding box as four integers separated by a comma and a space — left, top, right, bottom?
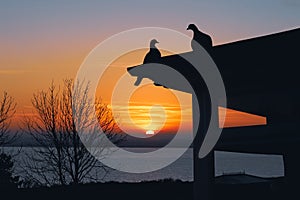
187, 24, 212, 52
143, 39, 161, 64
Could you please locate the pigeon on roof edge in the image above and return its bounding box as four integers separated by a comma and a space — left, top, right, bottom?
187, 24, 213, 52
143, 39, 161, 64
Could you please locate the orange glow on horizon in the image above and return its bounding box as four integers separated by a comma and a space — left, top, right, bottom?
219, 107, 266, 128
7, 44, 267, 133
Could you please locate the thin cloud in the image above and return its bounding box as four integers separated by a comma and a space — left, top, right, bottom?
0, 69, 30, 75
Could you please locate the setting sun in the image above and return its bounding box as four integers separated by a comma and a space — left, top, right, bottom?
146, 130, 155, 135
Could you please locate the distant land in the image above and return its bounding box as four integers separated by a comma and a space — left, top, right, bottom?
8, 131, 192, 148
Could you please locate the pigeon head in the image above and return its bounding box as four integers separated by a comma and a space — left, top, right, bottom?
150, 39, 159, 47
187, 24, 199, 31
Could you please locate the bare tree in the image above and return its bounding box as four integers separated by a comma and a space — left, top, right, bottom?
0, 92, 17, 146
22, 82, 65, 186
0, 92, 20, 189
22, 80, 124, 186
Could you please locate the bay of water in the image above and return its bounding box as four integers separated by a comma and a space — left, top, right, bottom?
102, 148, 284, 182
5, 147, 284, 183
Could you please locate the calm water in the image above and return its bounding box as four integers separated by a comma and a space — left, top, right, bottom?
5, 147, 284, 183
102, 148, 284, 182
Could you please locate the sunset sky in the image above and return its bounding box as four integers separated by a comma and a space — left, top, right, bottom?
1, 1, 299, 134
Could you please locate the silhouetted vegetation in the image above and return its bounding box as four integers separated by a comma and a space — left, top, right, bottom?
0, 92, 18, 146
0, 178, 291, 200
21, 79, 124, 186
0, 152, 20, 188
0, 92, 20, 189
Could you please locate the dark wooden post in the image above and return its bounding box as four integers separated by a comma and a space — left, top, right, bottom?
283, 145, 300, 195
193, 91, 214, 200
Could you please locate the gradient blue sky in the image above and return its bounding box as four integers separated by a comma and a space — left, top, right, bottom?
1, 0, 299, 45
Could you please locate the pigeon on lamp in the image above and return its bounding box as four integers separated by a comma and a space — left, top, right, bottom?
143, 39, 161, 64
187, 24, 212, 52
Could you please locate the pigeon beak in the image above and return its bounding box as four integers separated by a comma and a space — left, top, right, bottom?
186, 27, 190, 30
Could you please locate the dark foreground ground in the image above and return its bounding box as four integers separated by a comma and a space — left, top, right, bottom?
0, 176, 298, 200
